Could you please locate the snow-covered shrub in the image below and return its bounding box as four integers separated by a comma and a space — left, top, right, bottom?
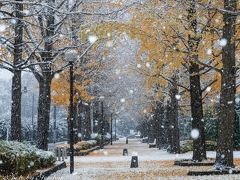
57, 140, 98, 156
75, 141, 92, 150
87, 140, 97, 146
0, 141, 56, 176
105, 133, 111, 139
90, 133, 98, 139
94, 134, 111, 145
180, 140, 193, 153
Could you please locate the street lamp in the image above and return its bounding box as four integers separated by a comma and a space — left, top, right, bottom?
99, 96, 105, 149
115, 118, 117, 141
65, 49, 78, 174
110, 113, 113, 145
53, 105, 57, 143
115, 111, 120, 141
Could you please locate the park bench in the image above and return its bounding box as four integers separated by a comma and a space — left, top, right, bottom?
149, 139, 157, 148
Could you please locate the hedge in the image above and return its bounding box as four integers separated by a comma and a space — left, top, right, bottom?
180, 140, 217, 153
56, 133, 111, 155
0, 141, 56, 176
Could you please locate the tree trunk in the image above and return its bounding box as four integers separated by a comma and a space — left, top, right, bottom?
10, 71, 22, 141
80, 103, 92, 140
77, 101, 83, 140
190, 63, 206, 161
169, 76, 180, 154
187, 0, 206, 161
166, 101, 172, 152
36, 0, 55, 150
158, 103, 165, 149
36, 76, 51, 150
154, 103, 161, 148
148, 119, 155, 143
10, 0, 23, 141
215, 0, 237, 168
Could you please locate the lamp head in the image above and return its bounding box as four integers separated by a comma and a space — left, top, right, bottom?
65, 49, 78, 62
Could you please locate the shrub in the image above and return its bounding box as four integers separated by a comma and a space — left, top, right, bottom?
75, 141, 92, 150
87, 140, 97, 146
57, 140, 98, 155
95, 134, 110, 145
180, 140, 217, 153
0, 141, 56, 176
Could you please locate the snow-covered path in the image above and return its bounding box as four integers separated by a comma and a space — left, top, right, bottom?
46, 139, 240, 180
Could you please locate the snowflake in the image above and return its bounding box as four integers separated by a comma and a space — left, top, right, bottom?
0, 24, 6, 32
29, 161, 34, 167
10, 19, 17, 25
146, 62, 151, 68
129, 90, 134, 94
235, 97, 240, 104
206, 49, 212, 55
103, 151, 108, 156
54, 73, 60, 79
115, 69, 120, 75
206, 86, 211, 92
219, 38, 227, 47
77, 133, 82, 138
191, 129, 199, 139
175, 94, 181, 100
23, 10, 30, 15
227, 101, 233, 104
88, 35, 98, 44
120, 98, 125, 103
106, 41, 113, 47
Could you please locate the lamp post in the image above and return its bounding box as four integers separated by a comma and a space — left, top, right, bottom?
115, 118, 117, 141
65, 50, 78, 174
101, 101, 104, 149
97, 96, 105, 148
110, 113, 113, 145
53, 105, 57, 143
31, 93, 34, 143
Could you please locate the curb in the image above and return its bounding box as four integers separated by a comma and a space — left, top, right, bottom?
77, 146, 101, 156
27, 161, 66, 180
174, 159, 215, 166
188, 169, 240, 176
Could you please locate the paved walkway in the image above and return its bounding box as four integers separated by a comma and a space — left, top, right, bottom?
46, 138, 240, 180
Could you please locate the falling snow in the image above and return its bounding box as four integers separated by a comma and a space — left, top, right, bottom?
0, 24, 6, 32
175, 94, 181, 100
88, 35, 98, 44
1, 1, 239, 179
191, 129, 200, 140
218, 38, 227, 47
